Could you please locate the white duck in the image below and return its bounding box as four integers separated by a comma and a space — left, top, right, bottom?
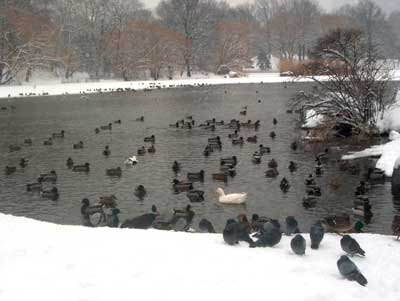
216, 187, 247, 204
124, 156, 138, 165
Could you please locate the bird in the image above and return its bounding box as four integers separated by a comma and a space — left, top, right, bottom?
310, 221, 325, 249
223, 219, 254, 247
280, 177, 290, 192
186, 190, 205, 203
199, 219, 215, 233
290, 234, 306, 255
340, 235, 365, 257
285, 216, 300, 235
392, 215, 400, 240
255, 221, 282, 247
134, 185, 147, 200
288, 161, 297, 173
337, 255, 368, 286
216, 188, 247, 204
172, 161, 181, 173
124, 156, 138, 165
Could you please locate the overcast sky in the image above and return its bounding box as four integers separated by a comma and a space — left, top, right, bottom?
144, 0, 400, 13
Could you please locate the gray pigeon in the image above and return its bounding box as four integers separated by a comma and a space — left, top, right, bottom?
223, 219, 255, 247
285, 216, 300, 235
340, 235, 365, 257
290, 234, 306, 255
310, 221, 325, 249
337, 255, 368, 286
255, 221, 282, 247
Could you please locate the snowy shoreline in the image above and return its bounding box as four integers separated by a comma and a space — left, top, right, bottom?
0, 213, 399, 301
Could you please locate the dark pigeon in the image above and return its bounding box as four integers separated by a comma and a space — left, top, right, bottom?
223, 219, 255, 247
337, 255, 368, 286
120, 213, 157, 229
340, 235, 365, 257
199, 218, 216, 233
310, 221, 325, 249
291, 234, 306, 255
285, 216, 300, 236
255, 221, 282, 247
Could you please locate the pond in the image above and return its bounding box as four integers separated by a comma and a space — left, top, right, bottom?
0, 82, 398, 234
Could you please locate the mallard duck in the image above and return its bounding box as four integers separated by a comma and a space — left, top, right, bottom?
220, 156, 237, 167
100, 123, 112, 130
144, 135, 155, 143
43, 138, 53, 146
137, 146, 146, 155
41, 187, 59, 200
98, 195, 118, 208
73, 141, 84, 149
5, 166, 16, 175
216, 188, 247, 204
106, 167, 122, 177
124, 156, 138, 165
290, 141, 298, 151
273, 118, 278, 125
186, 190, 205, 203
148, 144, 156, 153
247, 135, 258, 143
172, 161, 181, 173
280, 177, 290, 192
288, 161, 297, 173
94, 128, 100, 134
303, 196, 318, 208
136, 116, 144, 122
52, 130, 65, 138
73, 163, 90, 172
19, 158, 28, 168
9, 144, 21, 152
232, 137, 244, 145
66, 157, 74, 168
208, 136, 221, 143
252, 152, 262, 164
26, 182, 42, 192
212, 173, 228, 182
172, 179, 193, 193
38, 170, 57, 182
259, 144, 271, 155
134, 185, 147, 199
228, 130, 239, 139
352, 202, 372, 217
304, 174, 316, 186
103, 145, 111, 156
268, 158, 278, 169
187, 170, 205, 182
114, 120, 121, 124
265, 168, 279, 178
270, 131, 276, 139
240, 110, 247, 115
24, 138, 32, 145
321, 214, 352, 233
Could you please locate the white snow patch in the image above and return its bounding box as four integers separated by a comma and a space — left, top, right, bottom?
0, 213, 399, 301
342, 131, 400, 177
303, 109, 324, 128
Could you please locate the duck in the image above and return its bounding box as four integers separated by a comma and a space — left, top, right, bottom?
171, 205, 195, 231
306, 185, 321, 196
290, 141, 298, 151
199, 218, 216, 233
392, 215, 400, 240
73, 141, 84, 149
352, 202, 373, 217
187, 170, 205, 182
121, 206, 159, 230
259, 144, 271, 155
26, 182, 42, 192
252, 152, 262, 164
240, 110, 247, 115
355, 181, 369, 196
208, 136, 221, 144
172, 179, 193, 193
41, 187, 59, 200
302, 196, 318, 208
273, 118, 278, 125
5, 166, 16, 175
137, 146, 146, 155
9, 144, 21, 152
186, 190, 205, 203
321, 214, 352, 233
280, 177, 290, 192
43, 138, 53, 146
100, 123, 112, 130
134, 185, 147, 200
228, 130, 239, 139
216, 187, 247, 204
52, 130, 65, 138
265, 168, 279, 178
288, 161, 297, 173
315, 161, 323, 176
124, 156, 138, 165
316, 148, 329, 163
148, 144, 156, 153
114, 120, 121, 124
304, 174, 316, 186
208, 141, 222, 150
19, 158, 28, 168
212, 173, 228, 182
269, 131, 276, 139
181, 122, 192, 129
172, 161, 181, 173
66, 157, 74, 168
24, 138, 32, 145
220, 156, 237, 167
136, 116, 144, 122
73, 163, 90, 172
38, 170, 57, 182
144, 135, 155, 143
247, 135, 258, 143
98, 195, 118, 208
94, 128, 100, 134
268, 158, 278, 169
103, 145, 111, 156
106, 167, 122, 177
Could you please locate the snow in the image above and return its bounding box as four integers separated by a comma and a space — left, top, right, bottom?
342, 131, 400, 177
0, 72, 311, 99
377, 103, 400, 133
0, 213, 399, 301
303, 109, 324, 128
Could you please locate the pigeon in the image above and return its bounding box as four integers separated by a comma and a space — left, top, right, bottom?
310, 221, 325, 249
223, 219, 255, 247
285, 216, 300, 235
337, 255, 368, 286
255, 221, 282, 247
290, 234, 306, 255
199, 218, 216, 233
340, 235, 365, 257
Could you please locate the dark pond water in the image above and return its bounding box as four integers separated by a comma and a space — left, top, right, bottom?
0, 83, 398, 234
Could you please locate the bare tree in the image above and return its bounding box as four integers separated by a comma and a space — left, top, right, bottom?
293, 28, 397, 135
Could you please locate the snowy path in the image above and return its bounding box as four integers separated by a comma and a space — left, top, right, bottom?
0, 213, 399, 301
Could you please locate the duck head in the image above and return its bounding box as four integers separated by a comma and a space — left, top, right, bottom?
216, 187, 225, 197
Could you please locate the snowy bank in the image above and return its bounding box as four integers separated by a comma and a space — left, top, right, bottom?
0, 213, 399, 301
342, 130, 400, 177
0, 73, 310, 99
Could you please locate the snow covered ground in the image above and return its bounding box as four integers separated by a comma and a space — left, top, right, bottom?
0, 213, 399, 301
0, 72, 310, 99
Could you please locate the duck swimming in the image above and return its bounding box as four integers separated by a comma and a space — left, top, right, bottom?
106, 167, 122, 177
38, 170, 57, 182
73, 162, 90, 172
134, 185, 147, 200
252, 152, 262, 164
144, 135, 155, 143
172, 161, 181, 173
288, 161, 297, 173
66, 157, 74, 168
280, 177, 290, 192
27, 182, 42, 192
41, 187, 59, 200
148, 144, 156, 153
187, 170, 205, 182
268, 158, 278, 169
265, 168, 279, 178
259, 145, 271, 155
212, 173, 228, 182
124, 156, 138, 165
137, 146, 146, 155
186, 190, 205, 203
103, 145, 111, 156
216, 187, 247, 204
73, 141, 84, 149
173, 179, 193, 193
